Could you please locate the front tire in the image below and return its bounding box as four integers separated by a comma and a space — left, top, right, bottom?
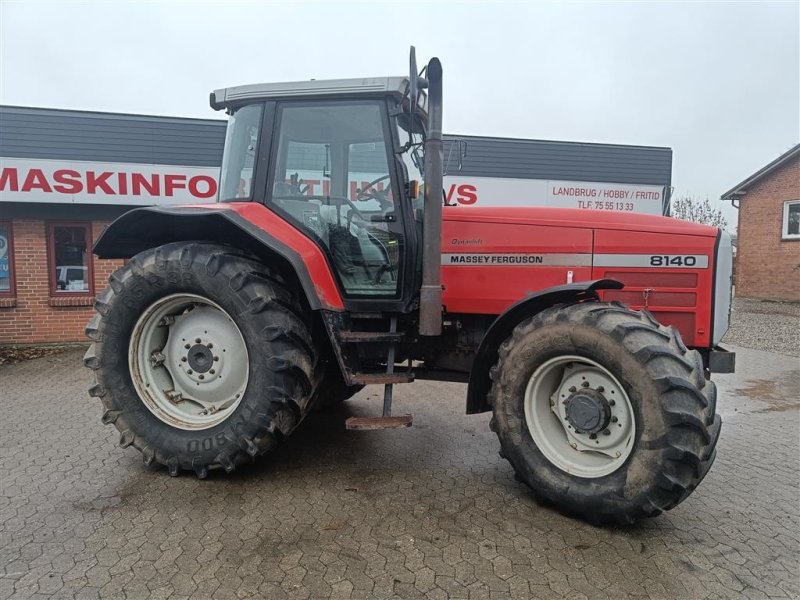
85, 242, 318, 478
490, 302, 721, 524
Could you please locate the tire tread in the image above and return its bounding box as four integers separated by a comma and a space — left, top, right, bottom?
489, 301, 721, 525
84, 241, 318, 478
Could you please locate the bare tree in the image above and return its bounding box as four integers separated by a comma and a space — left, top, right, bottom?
670, 195, 728, 229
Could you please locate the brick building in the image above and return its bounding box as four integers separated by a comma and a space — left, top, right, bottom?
1, 105, 674, 345
0, 106, 225, 344
722, 144, 800, 302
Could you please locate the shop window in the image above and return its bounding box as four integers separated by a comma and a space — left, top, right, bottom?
48, 223, 93, 294
0, 222, 14, 296
783, 201, 800, 240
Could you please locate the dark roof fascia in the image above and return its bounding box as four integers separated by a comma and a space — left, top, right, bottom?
720, 143, 800, 201
444, 132, 670, 152
0, 104, 226, 127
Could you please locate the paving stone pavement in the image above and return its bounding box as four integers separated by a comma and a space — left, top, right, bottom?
0, 346, 798, 600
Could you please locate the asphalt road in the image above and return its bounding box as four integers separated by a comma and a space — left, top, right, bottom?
0, 346, 798, 600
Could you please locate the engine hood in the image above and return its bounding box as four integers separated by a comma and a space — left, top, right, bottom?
442, 206, 719, 237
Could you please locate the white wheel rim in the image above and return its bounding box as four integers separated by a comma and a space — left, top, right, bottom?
524, 355, 635, 478
129, 293, 249, 430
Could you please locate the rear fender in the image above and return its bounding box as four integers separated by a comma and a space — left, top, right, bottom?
465, 279, 623, 414
93, 205, 344, 311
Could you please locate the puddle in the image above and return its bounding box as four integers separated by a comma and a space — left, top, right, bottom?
734, 370, 800, 412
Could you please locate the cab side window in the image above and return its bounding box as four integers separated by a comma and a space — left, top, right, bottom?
270, 102, 404, 297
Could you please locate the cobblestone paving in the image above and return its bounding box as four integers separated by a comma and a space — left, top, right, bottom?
1, 347, 798, 600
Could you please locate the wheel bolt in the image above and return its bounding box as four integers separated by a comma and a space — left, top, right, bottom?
208, 343, 214, 349
184, 344, 190, 349
603, 429, 611, 435
181, 357, 187, 362
597, 386, 604, 393
581, 381, 590, 388
199, 374, 204, 380
569, 386, 577, 393
213, 356, 219, 362
210, 369, 215, 375
195, 338, 201, 344
611, 416, 618, 423
609, 400, 616, 406
589, 433, 597, 440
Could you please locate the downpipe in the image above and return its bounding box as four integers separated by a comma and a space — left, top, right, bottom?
419, 57, 443, 336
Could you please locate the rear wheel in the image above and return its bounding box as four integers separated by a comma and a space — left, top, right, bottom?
85, 242, 318, 477
313, 358, 364, 410
490, 302, 721, 524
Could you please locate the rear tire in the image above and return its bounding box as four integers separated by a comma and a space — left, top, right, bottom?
85, 242, 318, 478
313, 358, 364, 410
489, 302, 721, 524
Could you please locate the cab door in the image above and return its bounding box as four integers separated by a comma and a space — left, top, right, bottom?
266, 100, 414, 309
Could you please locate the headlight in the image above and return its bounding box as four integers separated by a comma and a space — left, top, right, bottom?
711, 230, 734, 346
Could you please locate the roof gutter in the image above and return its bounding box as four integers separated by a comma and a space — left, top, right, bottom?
720, 143, 800, 202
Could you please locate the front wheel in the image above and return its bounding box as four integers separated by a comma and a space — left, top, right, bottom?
490, 302, 721, 524
85, 242, 318, 478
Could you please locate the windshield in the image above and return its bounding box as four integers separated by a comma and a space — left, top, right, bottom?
219, 104, 263, 201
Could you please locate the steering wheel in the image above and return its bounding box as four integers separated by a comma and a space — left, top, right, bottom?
302, 194, 367, 230
356, 175, 392, 203
318, 194, 361, 214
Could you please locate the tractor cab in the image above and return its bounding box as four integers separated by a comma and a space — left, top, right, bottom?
210, 73, 433, 313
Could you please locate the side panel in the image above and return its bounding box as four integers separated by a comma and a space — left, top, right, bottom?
592, 229, 715, 347
92, 204, 345, 311
220, 203, 345, 311
441, 220, 593, 314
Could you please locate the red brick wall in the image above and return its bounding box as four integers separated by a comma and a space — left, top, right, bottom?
0, 219, 124, 344
736, 156, 800, 301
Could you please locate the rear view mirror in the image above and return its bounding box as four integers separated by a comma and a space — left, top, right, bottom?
444, 139, 468, 175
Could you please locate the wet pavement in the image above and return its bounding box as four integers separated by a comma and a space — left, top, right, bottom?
0, 345, 798, 599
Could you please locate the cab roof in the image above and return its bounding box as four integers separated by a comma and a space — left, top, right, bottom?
210, 76, 410, 110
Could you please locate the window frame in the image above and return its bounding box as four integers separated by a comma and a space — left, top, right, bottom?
47, 221, 95, 296
782, 200, 800, 241
265, 98, 411, 303
218, 102, 266, 203
0, 220, 16, 297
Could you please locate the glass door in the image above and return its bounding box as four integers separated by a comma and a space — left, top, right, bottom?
269, 101, 406, 298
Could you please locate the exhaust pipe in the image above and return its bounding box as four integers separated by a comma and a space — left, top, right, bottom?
419, 57, 443, 336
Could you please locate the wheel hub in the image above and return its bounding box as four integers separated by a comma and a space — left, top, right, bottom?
187, 343, 213, 374
564, 389, 611, 434
524, 356, 636, 478
129, 294, 249, 430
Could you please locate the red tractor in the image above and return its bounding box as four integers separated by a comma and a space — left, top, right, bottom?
86, 49, 733, 524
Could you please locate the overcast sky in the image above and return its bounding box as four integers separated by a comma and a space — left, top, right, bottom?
1, 1, 798, 228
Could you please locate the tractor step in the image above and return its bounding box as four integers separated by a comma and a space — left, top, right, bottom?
349, 372, 414, 385
348, 312, 385, 319
338, 330, 407, 343
345, 415, 413, 430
